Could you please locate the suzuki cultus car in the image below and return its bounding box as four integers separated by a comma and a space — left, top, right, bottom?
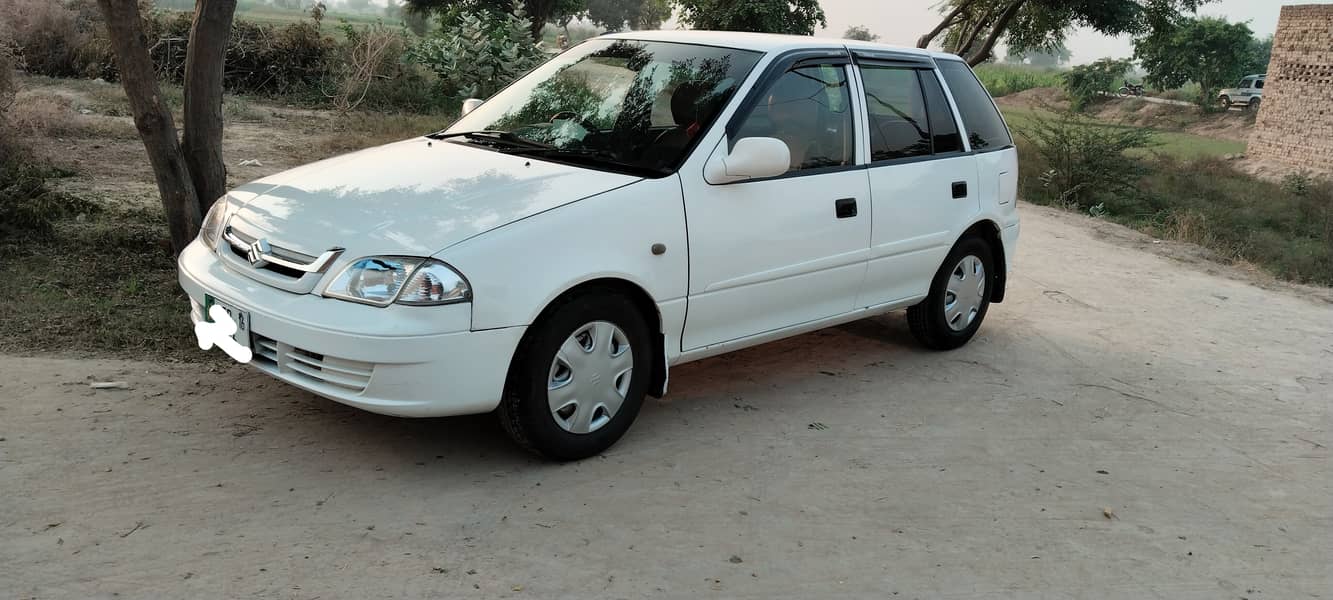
180, 31, 1020, 460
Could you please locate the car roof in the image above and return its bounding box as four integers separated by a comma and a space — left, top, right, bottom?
598, 30, 962, 62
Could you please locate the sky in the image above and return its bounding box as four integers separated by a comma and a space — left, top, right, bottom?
813, 0, 1311, 64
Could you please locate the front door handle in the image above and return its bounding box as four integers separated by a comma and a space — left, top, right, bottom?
834, 198, 857, 218
952, 181, 968, 199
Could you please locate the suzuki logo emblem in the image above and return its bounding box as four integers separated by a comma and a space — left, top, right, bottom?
247, 238, 271, 267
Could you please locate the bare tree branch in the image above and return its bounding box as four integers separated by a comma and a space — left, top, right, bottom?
967, 0, 1026, 66
917, 0, 978, 49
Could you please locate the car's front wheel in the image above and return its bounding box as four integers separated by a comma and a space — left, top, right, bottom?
498, 291, 652, 460
1218, 95, 1232, 110
907, 237, 995, 351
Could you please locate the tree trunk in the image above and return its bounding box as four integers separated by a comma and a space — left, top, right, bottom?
96, 0, 201, 255
917, 0, 977, 49
182, 0, 236, 217
954, 9, 992, 56
525, 0, 550, 40
966, 0, 1026, 66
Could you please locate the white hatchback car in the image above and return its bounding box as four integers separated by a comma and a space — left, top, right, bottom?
180, 31, 1020, 459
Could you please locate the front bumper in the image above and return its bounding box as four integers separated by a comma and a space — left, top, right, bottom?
178, 239, 526, 417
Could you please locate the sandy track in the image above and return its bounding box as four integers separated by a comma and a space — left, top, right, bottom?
2, 204, 1330, 598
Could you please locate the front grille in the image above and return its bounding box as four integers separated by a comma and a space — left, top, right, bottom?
252, 333, 374, 393
215, 219, 343, 294
224, 227, 317, 280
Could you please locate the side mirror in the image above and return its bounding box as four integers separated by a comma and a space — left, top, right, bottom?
461, 98, 484, 116
704, 137, 791, 184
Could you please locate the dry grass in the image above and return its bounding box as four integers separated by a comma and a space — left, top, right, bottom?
8, 90, 137, 138
314, 112, 452, 157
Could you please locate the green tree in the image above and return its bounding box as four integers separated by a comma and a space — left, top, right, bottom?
843, 25, 879, 41
673, 0, 827, 36
585, 0, 669, 32
1245, 34, 1272, 73
1062, 57, 1133, 111
918, 0, 1213, 66
1134, 16, 1255, 107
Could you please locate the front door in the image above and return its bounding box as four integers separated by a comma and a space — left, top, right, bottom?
680, 61, 870, 351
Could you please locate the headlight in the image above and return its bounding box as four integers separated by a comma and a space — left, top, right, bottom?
324, 257, 470, 307
199, 199, 228, 250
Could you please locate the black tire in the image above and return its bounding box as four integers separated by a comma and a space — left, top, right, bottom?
1117, 87, 1130, 98
1218, 95, 1231, 111
1247, 98, 1261, 112
498, 291, 652, 461
907, 237, 995, 351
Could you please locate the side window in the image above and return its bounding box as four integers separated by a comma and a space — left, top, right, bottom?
936, 59, 1012, 151
1255, 79, 1265, 89
920, 70, 964, 154
734, 63, 854, 172
860, 66, 930, 161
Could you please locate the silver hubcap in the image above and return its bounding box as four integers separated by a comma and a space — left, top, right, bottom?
944, 255, 986, 331
547, 321, 634, 434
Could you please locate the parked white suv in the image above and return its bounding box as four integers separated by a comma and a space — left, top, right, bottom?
1218, 74, 1265, 111
179, 31, 1020, 459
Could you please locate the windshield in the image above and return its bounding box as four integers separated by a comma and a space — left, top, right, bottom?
443, 39, 763, 176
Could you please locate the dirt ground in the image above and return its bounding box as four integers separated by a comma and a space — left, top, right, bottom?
2, 203, 1329, 598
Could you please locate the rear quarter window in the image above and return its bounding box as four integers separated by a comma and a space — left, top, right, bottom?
936, 59, 1012, 151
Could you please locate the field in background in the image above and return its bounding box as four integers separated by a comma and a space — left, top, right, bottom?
973, 63, 1065, 97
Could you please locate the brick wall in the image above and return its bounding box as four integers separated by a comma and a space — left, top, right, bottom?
1249, 4, 1333, 173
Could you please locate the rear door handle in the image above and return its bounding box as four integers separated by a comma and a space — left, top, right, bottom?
952, 181, 968, 199
834, 198, 857, 218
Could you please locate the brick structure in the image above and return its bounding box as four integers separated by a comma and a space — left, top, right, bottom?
1248, 4, 1333, 174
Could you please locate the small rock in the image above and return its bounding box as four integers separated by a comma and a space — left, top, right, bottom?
78, 108, 93, 115
728, 555, 743, 564
237, 159, 263, 167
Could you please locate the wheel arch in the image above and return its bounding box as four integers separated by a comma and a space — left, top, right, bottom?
960, 219, 1007, 303
516, 277, 669, 399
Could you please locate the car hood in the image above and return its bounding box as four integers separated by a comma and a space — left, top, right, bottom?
223, 138, 640, 258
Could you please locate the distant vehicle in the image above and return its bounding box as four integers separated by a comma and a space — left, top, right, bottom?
1218, 74, 1265, 111
1117, 80, 1146, 98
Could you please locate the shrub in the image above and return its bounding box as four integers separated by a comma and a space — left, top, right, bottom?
1063, 58, 1133, 112
1016, 109, 1155, 211
324, 20, 413, 114
408, 3, 545, 102
0, 0, 88, 77
145, 11, 336, 96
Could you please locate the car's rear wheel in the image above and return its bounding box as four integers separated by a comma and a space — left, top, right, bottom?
907, 237, 994, 351
1247, 97, 1261, 112
498, 292, 651, 461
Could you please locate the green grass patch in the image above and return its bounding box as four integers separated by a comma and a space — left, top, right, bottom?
0, 205, 204, 360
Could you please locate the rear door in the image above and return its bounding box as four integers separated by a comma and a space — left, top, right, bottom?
855, 56, 980, 307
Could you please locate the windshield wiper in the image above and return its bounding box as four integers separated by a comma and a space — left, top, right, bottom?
426, 130, 552, 150
501, 146, 669, 176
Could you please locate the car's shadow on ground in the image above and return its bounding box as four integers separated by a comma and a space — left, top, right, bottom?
231, 313, 932, 472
